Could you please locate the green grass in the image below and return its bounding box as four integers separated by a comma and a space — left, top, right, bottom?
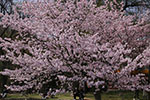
5, 90, 146, 100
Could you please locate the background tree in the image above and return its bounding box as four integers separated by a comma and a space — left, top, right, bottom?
0, 0, 13, 14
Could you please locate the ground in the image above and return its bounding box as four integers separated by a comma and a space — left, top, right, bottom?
5, 90, 146, 100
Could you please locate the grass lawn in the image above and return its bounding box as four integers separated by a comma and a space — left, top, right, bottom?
5, 90, 146, 100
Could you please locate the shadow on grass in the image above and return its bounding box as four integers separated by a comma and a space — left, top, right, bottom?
1, 98, 45, 100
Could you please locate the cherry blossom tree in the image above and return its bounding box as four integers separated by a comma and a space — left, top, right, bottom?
0, 0, 150, 100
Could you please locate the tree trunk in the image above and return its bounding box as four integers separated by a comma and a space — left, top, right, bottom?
119, 92, 124, 100
147, 92, 150, 100
133, 90, 139, 100
94, 91, 101, 100
148, 66, 150, 100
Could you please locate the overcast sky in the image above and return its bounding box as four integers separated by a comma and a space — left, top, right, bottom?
14, 0, 24, 2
